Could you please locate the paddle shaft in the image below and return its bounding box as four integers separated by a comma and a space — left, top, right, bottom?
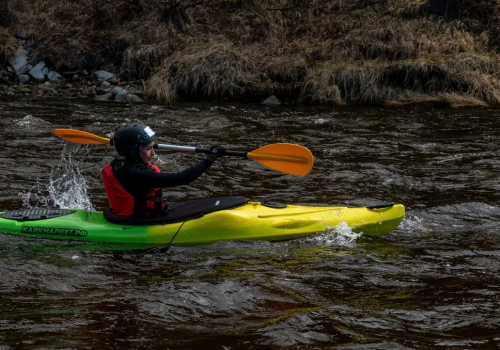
155, 145, 304, 162
155, 144, 247, 158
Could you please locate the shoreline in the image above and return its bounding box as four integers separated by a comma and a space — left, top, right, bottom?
1, 0, 500, 108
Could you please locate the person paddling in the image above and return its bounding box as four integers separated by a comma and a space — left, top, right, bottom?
101, 123, 225, 217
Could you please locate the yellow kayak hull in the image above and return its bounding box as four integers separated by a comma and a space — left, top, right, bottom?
0, 202, 405, 246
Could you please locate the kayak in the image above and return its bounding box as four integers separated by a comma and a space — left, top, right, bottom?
0, 196, 405, 246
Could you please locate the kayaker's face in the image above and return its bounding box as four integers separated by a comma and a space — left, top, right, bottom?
139, 141, 155, 164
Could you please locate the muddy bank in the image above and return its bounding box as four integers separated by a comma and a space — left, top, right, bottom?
1, 0, 500, 107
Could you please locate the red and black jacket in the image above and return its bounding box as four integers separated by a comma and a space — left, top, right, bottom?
102, 157, 212, 217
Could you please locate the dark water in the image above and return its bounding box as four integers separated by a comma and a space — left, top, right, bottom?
0, 97, 499, 349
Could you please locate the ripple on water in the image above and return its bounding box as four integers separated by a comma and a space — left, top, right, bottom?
0, 101, 499, 349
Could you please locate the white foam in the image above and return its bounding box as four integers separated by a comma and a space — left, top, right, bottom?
303, 221, 362, 246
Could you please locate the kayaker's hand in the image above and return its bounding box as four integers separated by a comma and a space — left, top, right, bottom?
205, 145, 226, 164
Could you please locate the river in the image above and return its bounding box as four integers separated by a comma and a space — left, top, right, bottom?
0, 97, 499, 349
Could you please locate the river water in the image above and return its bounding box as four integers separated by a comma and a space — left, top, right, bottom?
0, 97, 498, 349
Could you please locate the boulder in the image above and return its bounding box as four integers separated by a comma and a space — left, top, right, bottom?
13, 29, 27, 39
100, 81, 111, 89
114, 90, 128, 101
95, 93, 112, 101
10, 56, 30, 75
47, 71, 62, 82
127, 94, 144, 102
262, 95, 281, 106
29, 61, 46, 82
14, 47, 27, 57
18, 75, 30, 84
95, 70, 117, 84
111, 86, 127, 95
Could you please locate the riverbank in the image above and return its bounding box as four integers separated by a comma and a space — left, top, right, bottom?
1, 0, 500, 107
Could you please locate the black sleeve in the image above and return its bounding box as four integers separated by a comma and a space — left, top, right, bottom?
131, 159, 212, 189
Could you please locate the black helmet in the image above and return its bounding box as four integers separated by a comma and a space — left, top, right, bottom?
111, 123, 157, 157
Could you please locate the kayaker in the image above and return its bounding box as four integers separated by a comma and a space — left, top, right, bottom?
102, 123, 225, 217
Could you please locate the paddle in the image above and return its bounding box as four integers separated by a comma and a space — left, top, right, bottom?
53, 129, 314, 176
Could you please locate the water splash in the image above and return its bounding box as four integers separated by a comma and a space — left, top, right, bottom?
399, 215, 428, 235
19, 178, 51, 209
302, 222, 362, 246
15, 115, 50, 129
20, 144, 95, 211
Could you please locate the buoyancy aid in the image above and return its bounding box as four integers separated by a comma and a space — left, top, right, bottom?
102, 159, 165, 217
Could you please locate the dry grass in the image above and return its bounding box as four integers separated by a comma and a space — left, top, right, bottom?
2, 0, 500, 106
145, 41, 259, 102
0, 27, 16, 61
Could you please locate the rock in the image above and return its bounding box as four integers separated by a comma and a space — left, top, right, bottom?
127, 94, 144, 102
100, 81, 111, 89
72, 74, 79, 80
111, 86, 127, 95
42, 67, 49, 76
95, 70, 117, 84
83, 70, 90, 76
262, 95, 281, 106
19, 87, 31, 93
10, 56, 30, 75
95, 93, 112, 101
47, 71, 61, 82
13, 29, 27, 39
28, 61, 46, 82
14, 47, 27, 57
114, 90, 128, 101
18, 75, 30, 84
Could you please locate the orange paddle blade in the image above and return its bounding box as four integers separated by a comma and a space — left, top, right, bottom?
54, 129, 110, 145
247, 143, 314, 176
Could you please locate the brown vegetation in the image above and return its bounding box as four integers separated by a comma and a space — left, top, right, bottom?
1, 0, 500, 106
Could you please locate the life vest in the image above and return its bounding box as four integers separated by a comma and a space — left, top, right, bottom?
101, 159, 165, 217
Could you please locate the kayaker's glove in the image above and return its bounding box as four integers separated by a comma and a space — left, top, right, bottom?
205, 145, 226, 165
